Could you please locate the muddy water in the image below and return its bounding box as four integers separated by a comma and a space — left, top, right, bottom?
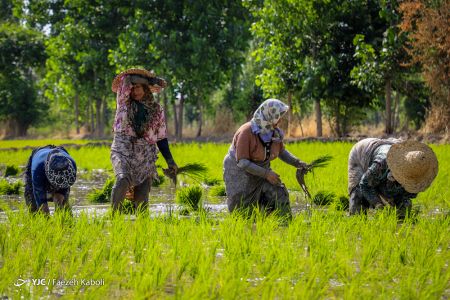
0, 173, 230, 218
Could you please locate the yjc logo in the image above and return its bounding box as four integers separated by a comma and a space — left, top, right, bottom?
14, 278, 29, 287
31, 279, 47, 286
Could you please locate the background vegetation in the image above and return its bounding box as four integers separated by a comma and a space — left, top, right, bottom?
1, 0, 448, 139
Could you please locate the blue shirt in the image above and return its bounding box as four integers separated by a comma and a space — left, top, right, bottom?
31, 147, 77, 207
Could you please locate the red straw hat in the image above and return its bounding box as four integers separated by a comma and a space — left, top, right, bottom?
111, 68, 167, 93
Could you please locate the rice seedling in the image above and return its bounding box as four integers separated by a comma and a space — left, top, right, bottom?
313, 191, 336, 205
203, 177, 222, 186
0, 179, 22, 195
4, 165, 20, 177
308, 154, 333, 170
163, 162, 208, 185
151, 172, 166, 187
176, 185, 203, 211
87, 177, 115, 203
209, 184, 227, 197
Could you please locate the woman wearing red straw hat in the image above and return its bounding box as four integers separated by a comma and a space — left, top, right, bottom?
348, 138, 438, 217
110, 68, 177, 213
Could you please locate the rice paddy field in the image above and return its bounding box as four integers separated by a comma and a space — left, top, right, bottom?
0, 140, 449, 299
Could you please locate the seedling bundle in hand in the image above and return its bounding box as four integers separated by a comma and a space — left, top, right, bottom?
162, 162, 208, 185
296, 155, 333, 199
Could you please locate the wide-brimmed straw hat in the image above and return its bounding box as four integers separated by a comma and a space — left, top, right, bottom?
111, 68, 167, 93
386, 140, 438, 193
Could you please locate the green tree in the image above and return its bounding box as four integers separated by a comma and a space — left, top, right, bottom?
248, 0, 385, 137
110, 0, 252, 139
0, 21, 47, 137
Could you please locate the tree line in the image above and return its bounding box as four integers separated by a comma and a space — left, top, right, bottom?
0, 0, 448, 139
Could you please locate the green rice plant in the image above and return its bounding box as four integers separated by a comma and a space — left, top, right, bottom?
4, 165, 20, 177
151, 173, 165, 187
176, 185, 203, 211
87, 177, 115, 203
203, 177, 221, 186
335, 196, 349, 211
0, 179, 22, 195
120, 199, 135, 214
313, 191, 336, 205
0, 139, 96, 149
209, 184, 226, 197
309, 154, 333, 170
177, 163, 208, 181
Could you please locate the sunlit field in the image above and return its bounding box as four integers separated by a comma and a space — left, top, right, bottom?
0, 141, 449, 298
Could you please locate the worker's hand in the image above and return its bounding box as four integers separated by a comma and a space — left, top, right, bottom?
38, 203, 50, 215
168, 161, 178, 174
374, 202, 385, 210
266, 170, 281, 185
296, 160, 309, 170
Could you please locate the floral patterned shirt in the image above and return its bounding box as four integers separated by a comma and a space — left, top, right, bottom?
112, 74, 167, 144
359, 145, 417, 206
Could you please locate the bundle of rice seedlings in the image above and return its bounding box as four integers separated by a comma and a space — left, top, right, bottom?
4, 165, 20, 177
176, 185, 203, 211
121, 199, 135, 214
313, 191, 335, 205
0, 179, 22, 195
163, 163, 208, 184
151, 173, 166, 187
87, 177, 115, 203
209, 184, 226, 197
203, 177, 221, 186
308, 155, 333, 170
335, 196, 349, 211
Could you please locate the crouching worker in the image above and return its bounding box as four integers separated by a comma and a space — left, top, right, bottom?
223, 99, 308, 221
348, 138, 438, 217
110, 68, 178, 213
24, 145, 77, 215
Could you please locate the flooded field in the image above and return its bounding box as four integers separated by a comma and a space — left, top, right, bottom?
1, 141, 449, 298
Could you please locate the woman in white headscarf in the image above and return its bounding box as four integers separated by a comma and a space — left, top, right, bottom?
223, 99, 307, 220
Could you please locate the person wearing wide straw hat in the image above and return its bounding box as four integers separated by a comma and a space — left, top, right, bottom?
110, 68, 177, 213
348, 138, 438, 217
24, 145, 77, 215
223, 99, 308, 221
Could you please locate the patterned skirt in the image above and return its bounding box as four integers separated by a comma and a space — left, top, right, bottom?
223, 147, 289, 214
110, 134, 158, 187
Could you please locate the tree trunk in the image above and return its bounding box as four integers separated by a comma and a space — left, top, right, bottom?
334, 102, 341, 137
393, 91, 400, 132
4, 119, 17, 138
17, 122, 28, 137
74, 92, 80, 134
196, 104, 203, 138
314, 99, 323, 137
90, 101, 95, 136
287, 90, 293, 137
163, 91, 169, 134
177, 94, 184, 140
95, 98, 102, 138
385, 79, 393, 134
173, 100, 179, 139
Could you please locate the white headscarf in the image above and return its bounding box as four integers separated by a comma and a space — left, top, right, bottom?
251, 99, 289, 141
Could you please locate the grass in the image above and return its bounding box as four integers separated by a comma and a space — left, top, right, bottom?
0, 140, 449, 297
176, 185, 203, 211
87, 177, 115, 204
209, 184, 227, 197
0, 206, 448, 298
0, 139, 99, 149
0, 141, 448, 210
0, 179, 22, 195
3, 165, 20, 177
